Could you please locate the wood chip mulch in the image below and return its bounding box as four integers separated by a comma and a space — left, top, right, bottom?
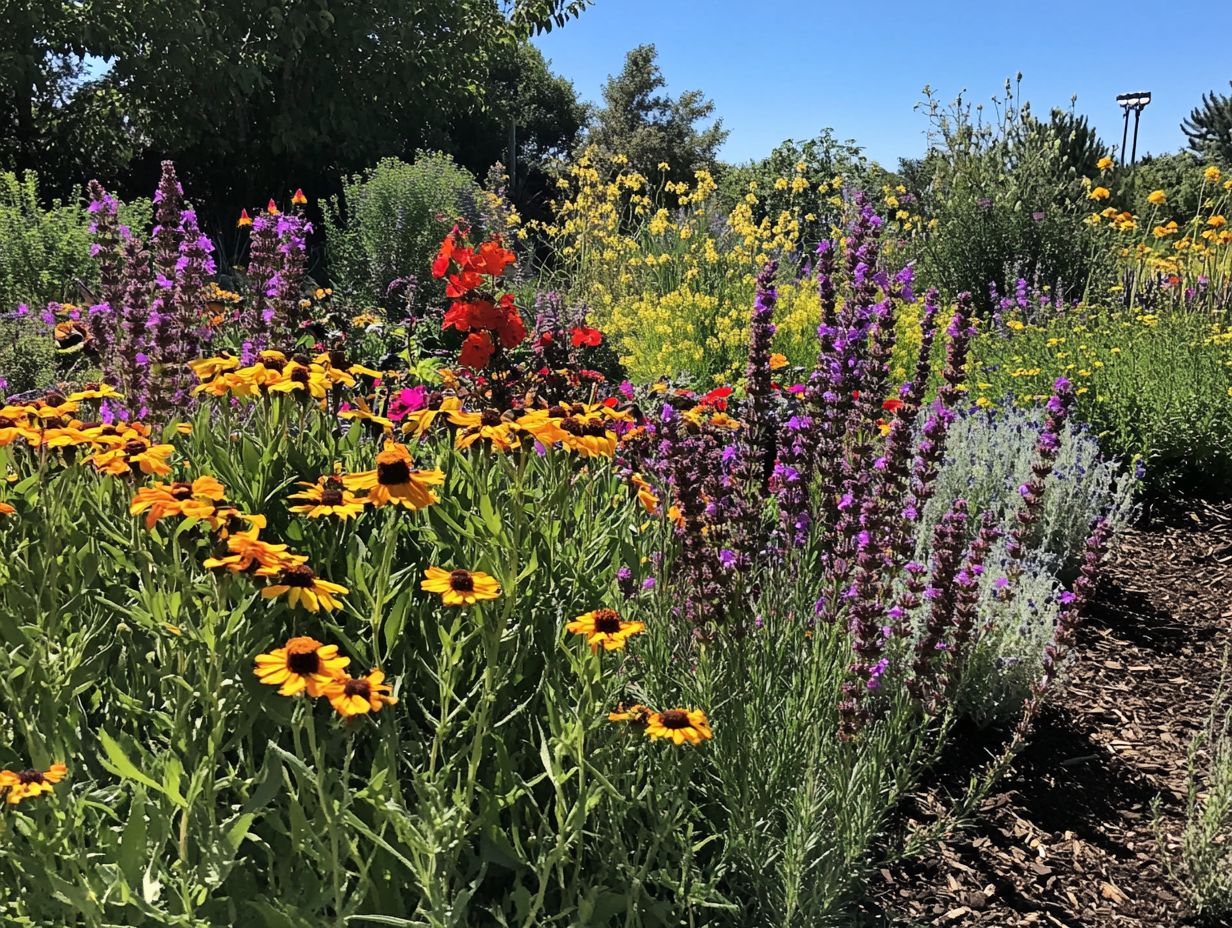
870, 498, 1232, 927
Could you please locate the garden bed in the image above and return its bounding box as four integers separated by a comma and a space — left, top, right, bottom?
876, 498, 1232, 926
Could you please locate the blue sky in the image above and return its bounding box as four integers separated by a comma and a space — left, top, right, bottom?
535, 0, 1232, 167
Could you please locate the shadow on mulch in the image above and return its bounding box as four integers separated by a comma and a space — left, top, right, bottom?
865, 499, 1232, 928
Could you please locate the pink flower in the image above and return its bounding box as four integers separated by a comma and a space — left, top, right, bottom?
387, 386, 427, 421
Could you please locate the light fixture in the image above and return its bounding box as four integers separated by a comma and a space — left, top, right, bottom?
1116, 91, 1152, 167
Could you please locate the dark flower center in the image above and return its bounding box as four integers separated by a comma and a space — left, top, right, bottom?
481, 408, 503, 427
324, 475, 345, 491
290, 367, 310, 384
320, 487, 344, 506
124, 439, 147, 455
16, 769, 43, 785
287, 651, 320, 675
0, 417, 14, 428
43, 392, 66, 406
449, 570, 475, 592
343, 678, 371, 698
593, 609, 622, 633
292, 354, 311, 367
560, 417, 583, 435
584, 421, 608, 437
547, 405, 567, 418
170, 482, 194, 500
328, 350, 348, 369
377, 459, 411, 486
659, 710, 690, 730
280, 565, 317, 588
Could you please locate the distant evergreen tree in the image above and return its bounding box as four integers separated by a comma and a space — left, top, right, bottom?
1182, 82, 1232, 167
588, 44, 728, 182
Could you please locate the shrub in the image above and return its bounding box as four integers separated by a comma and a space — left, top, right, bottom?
323, 153, 481, 306
969, 307, 1232, 494
1159, 660, 1232, 922
0, 170, 148, 313
907, 79, 1112, 308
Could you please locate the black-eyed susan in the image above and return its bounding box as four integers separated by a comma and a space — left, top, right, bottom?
66, 383, 122, 402
338, 397, 394, 433
0, 763, 67, 804
645, 708, 712, 745
268, 362, 329, 399
253, 636, 349, 697
421, 566, 501, 606
449, 408, 521, 452
401, 395, 462, 439
343, 441, 444, 510
129, 475, 226, 529
288, 476, 366, 520
203, 507, 267, 540
203, 529, 306, 574
608, 703, 652, 726
566, 608, 645, 652
323, 669, 397, 718
258, 564, 347, 612
89, 437, 175, 476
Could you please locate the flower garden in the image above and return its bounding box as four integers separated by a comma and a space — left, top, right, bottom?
2, 59, 1232, 927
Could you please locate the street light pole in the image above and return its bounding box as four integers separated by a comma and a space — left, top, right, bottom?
1115, 91, 1152, 168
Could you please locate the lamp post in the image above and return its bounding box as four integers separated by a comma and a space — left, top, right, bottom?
1116, 91, 1152, 167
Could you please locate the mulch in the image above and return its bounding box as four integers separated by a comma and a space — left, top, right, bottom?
871, 498, 1232, 927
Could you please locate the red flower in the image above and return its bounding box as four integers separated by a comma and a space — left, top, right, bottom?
538, 331, 555, 346
291, 188, 308, 206
432, 228, 459, 278
570, 326, 603, 348
459, 331, 495, 369
236, 209, 252, 228
882, 398, 905, 413
445, 269, 482, 299
601, 396, 619, 408
468, 239, 517, 278
266, 199, 279, 215
699, 385, 733, 410
493, 305, 526, 349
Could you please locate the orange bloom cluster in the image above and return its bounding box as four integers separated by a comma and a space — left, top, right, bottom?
432, 227, 525, 369
191, 351, 380, 401
254, 635, 395, 719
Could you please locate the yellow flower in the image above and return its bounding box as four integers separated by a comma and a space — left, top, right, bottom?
323, 669, 397, 718
254, 636, 350, 697
342, 441, 444, 510
1204, 165, 1222, 183
421, 567, 501, 606
644, 708, 713, 745
288, 476, 366, 519
1088, 186, 1111, 201
769, 352, 788, 370
1146, 189, 1166, 206
0, 763, 67, 805
130, 475, 227, 529
258, 565, 348, 612
566, 608, 646, 652
1096, 156, 1114, 171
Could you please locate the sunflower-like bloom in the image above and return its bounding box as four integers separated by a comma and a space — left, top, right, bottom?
608, 703, 652, 725
566, 608, 646, 652
421, 567, 501, 606
0, 763, 67, 804
268, 362, 330, 399
203, 507, 267, 539
449, 408, 521, 452
66, 383, 122, 402
401, 396, 462, 439
288, 476, 366, 519
130, 476, 226, 529
203, 529, 306, 574
89, 437, 175, 476
258, 564, 348, 612
517, 403, 621, 457
343, 441, 444, 510
253, 636, 350, 697
339, 398, 394, 433
645, 708, 712, 745
323, 669, 397, 718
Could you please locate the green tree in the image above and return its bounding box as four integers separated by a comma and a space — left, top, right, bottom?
1183, 82, 1232, 168
3, 1, 591, 213
450, 42, 589, 218
588, 43, 727, 182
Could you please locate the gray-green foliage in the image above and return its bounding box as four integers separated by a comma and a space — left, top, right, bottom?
909, 77, 1114, 308
925, 407, 1137, 576
1183, 81, 1232, 169
323, 153, 481, 306
1159, 657, 1232, 921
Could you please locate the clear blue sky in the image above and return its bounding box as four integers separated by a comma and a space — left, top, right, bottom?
535, 0, 1232, 167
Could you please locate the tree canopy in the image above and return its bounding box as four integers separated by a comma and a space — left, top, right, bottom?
1183, 82, 1232, 168
587, 43, 728, 183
